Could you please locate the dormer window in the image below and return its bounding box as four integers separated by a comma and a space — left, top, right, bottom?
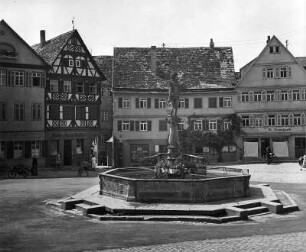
269, 45, 280, 54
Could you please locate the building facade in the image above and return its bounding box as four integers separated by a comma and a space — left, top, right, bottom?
33, 29, 106, 167
0, 20, 48, 168
112, 42, 238, 167
236, 36, 306, 161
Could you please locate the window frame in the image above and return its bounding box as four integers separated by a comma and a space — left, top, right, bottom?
209, 119, 217, 131
0, 102, 6, 121
122, 98, 130, 109
194, 120, 202, 131
32, 103, 42, 120
13, 71, 24, 86
63, 81, 71, 93
0, 69, 7, 86
14, 103, 25, 121
77, 82, 84, 93
50, 80, 59, 92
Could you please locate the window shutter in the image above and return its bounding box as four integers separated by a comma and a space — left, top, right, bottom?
42, 73, 46, 88
217, 119, 222, 131
135, 98, 139, 108
249, 91, 254, 102
7, 141, 14, 159
276, 114, 281, 126
289, 113, 294, 126
288, 67, 291, 78
117, 120, 122, 131
262, 68, 267, 79
185, 98, 189, 108
219, 97, 223, 108
189, 120, 194, 130
300, 89, 305, 100
147, 98, 151, 108
118, 97, 122, 108
135, 121, 139, 131
301, 113, 305, 125
250, 115, 255, 127
237, 92, 241, 103
155, 99, 159, 108
263, 114, 268, 126
262, 90, 267, 102
148, 120, 152, 131
130, 120, 134, 131
24, 72, 29, 86
9, 71, 14, 86
42, 140, 48, 157
288, 89, 293, 101
274, 90, 279, 102
25, 141, 32, 158
275, 68, 280, 78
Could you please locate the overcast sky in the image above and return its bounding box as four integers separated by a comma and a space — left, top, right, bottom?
2, 0, 306, 70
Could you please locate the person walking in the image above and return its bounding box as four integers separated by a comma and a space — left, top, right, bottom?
266, 146, 272, 164
31, 155, 38, 176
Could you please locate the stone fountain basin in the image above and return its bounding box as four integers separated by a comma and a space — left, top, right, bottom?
99, 167, 251, 203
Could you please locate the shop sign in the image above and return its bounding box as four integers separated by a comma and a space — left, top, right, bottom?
267, 127, 291, 132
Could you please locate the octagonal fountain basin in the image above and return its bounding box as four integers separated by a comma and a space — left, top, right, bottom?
99, 167, 251, 203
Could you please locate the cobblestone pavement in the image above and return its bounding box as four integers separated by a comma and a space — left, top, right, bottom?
102, 231, 306, 252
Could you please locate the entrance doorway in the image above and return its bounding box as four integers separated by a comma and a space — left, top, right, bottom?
64, 140, 72, 165
295, 137, 306, 158
260, 138, 270, 158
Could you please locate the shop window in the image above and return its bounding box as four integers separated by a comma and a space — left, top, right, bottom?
14, 141, 23, 159
76, 139, 84, 154
130, 144, 149, 162
31, 141, 41, 157
49, 140, 59, 155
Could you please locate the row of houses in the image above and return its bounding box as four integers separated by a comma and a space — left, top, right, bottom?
1, 19, 306, 169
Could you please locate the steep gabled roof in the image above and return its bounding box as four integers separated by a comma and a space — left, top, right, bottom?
94, 55, 113, 82
0, 19, 48, 67
237, 35, 306, 87
113, 46, 236, 89
32, 30, 73, 66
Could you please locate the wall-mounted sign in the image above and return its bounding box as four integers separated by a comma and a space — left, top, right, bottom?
267, 127, 291, 132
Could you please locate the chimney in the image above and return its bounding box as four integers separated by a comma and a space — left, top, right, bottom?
210, 38, 214, 49
266, 36, 271, 44
40, 30, 46, 46
151, 46, 157, 73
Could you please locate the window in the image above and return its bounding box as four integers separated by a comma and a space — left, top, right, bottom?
0, 103, 5, 120
140, 121, 147, 131
267, 91, 274, 102
208, 97, 217, 108
76, 139, 84, 154
281, 114, 289, 126
177, 122, 184, 131
102, 111, 109, 121
63, 106, 74, 120
294, 114, 301, 126
130, 144, 149, 162
122, 121, 130, 131
32, 72, 42, 87
241, 92, 249, 102
0, 142, 5, 159
209, 119, 217, 130
269, 45, 279, 54
76, 106, 86, 120
69, 59, 74, 67
293, 90, 300, 101
77, 82, 84, 93
31, 141, 41, 157
50, 80, 58, 92
0, 69, 7, 86
122, 98, 130, 108
75, 60, 81, 67
13, 71, 24, 86
179, 98, 185, 108
14, 141, 23, 159
241, 115, 250, 127
266, 68, 274, 79
194, 98, 202, 108
223, 120, 231, 130
254, 92, 261, 102
194, 120, 202, 131
139, 98, 147, 108
158, 99, 166, 109
63, 81, 71, 93
223, 97, 232, 107
159, 120, 167, 131
89, 83, 97, 94
255, 115, 263, 127
14, 103, 24, 121
32, 103, 41, 120
281, 90, 288, 101
268, 115, 276, 126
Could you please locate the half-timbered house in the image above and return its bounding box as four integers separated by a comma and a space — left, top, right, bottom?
33, 29, 106, 167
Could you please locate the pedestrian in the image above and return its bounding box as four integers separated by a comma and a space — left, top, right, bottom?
266, 146, 272, 164
55, 154, 61, 169
239, 147, 244, 163
31, 155, 38, 176
298, 154, 306, 171
78, 161, 89, 177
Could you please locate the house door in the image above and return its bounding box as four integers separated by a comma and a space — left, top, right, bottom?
64, 140, 72, 165
260, 138, 270, 158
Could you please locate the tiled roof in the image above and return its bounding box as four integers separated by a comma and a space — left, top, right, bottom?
32, 31, 73, 65
113, 46, 236, 89
94, 55, 113, 81
296, 57, 306, 67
